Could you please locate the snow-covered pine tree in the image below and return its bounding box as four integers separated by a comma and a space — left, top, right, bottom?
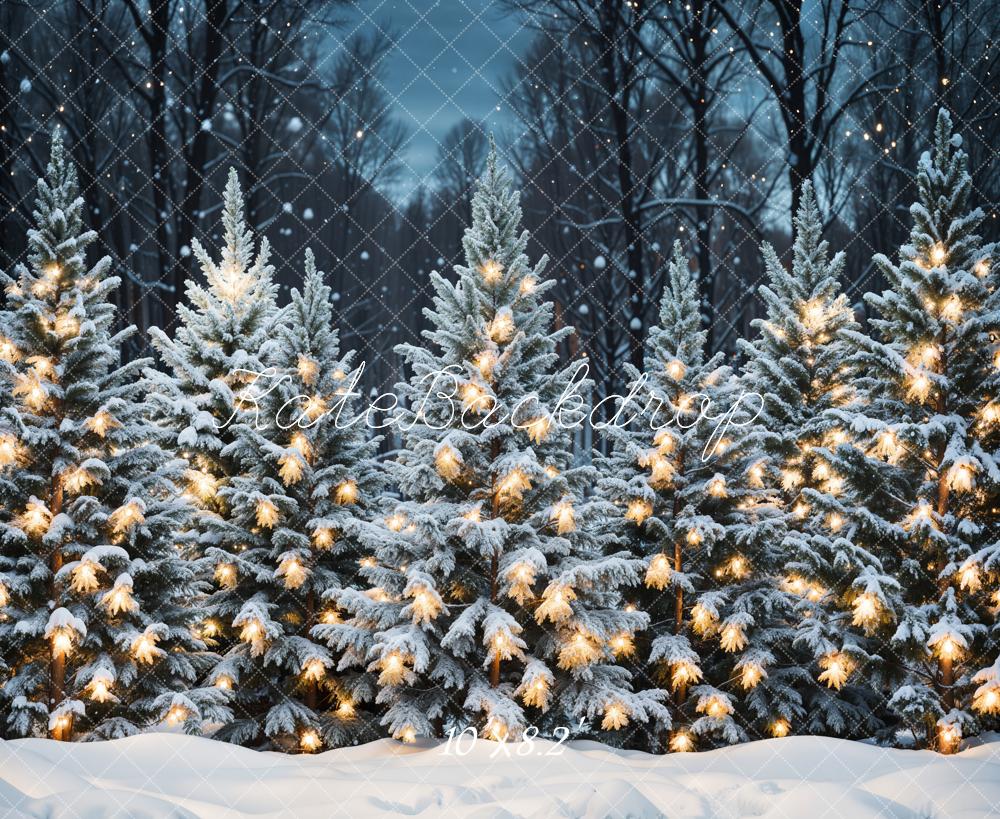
828, 110, 998, 752
206, 250, 384, 751
320, 145, 669, 744
737, 182, 902, 740
147, 169, 281, 742
0, 131, 227, 740
596, 242, 746, 751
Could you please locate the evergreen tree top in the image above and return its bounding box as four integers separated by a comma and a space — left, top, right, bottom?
650, 241, 707, 370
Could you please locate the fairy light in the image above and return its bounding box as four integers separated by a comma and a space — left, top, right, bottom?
818, 652, 855, 689
670, 731, 694, 752
71, 560, 101, 593
435, 445, 462, 481
410, 586, 441, 623
770, 718, 791, 738
400, 726, 417, 744
253, 498, 278, 528
289, 431, 313, 462
0, 335, 19, 363
932, 634, 964, 662
0, 583, 8, 607
302, 393, 328, 421
497, 469, 531, 502
874, 429, 901, 462
50, 627, 75, 658
973, 684, 1000, 715
828, 512, 844, 532
89, 674, 114, 703
359, 556, 377, 569
461, 382, 490, 413
278, 454, 304, 486
781, 468, 803, 491
852, 593, 881, 630
102, 577, 137, 616
524, 415, 551, 444
379, 652, 407, 685
747, 461, 765, 487
938, 722, 961, 753
488, 310, 515, 343
930, 243, 947, 266
653, 428, 675, 453
609, 633, 635, 658
974, 259, 990, 277
301, 658, 326, 682
739, 662, 765, 690
691, 603, 717, 635
624, 499, 652, 525
297, 355, 318, 385
336, 699, 355, 718
666, 359, 686, 380
707, 476, 727, 498
958, 562, 981, 593
802, 299, 825, 331
536, 584, 575, 622
550, 499, 575, 534
166, 704, 189, 726
670, 659, 702, 690
701, 695, 732, 719
645, 554, 672, 590
54, 313, 79, 338
522, 675, 550, 708
278, 556, 308, 589
131, 632, 160, 664
474, 350, 498, 379
312, 528, 334, 549
0, 434, 22, 469
519, 276, 536, 295
906, 501, 936, 530
18, 500, 51, 537
300, 729, 322, 752
14, 372, 47, 411
792, 502, 809, 519
214, 674, 233, 690
558, 630, 600, 669
109, 501, 144, 536
719, 623, 747, 652
478, 257, 504, 284
335, 480, 358, 505
947, 463, 976, 493
385, 513, 407, 532
940, 294, 963, 322
686, 528, 703, 546
601, 701, 630, 730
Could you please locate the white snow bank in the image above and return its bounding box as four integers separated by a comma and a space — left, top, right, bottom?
0, 733, 998, 818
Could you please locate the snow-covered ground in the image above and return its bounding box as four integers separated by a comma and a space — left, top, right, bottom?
1, 733, 998, 818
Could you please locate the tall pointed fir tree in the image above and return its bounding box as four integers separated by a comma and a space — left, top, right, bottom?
826, 110, 998, 752
737, 183, 902, 741
0, 132, 227, 740
320, 147, 669, 744
205, 250, 384, 751
596, 242, 749, 751
147, 168, 278, 740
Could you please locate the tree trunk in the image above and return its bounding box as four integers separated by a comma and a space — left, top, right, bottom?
49, 476, 66, 740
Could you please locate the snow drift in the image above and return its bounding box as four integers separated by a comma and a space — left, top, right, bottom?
0, 733, 998, 818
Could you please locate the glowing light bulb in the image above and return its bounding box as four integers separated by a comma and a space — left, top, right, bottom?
312, 528, 334, 549
18, 500, 51, 537
958, 563, 981, 592
410, 586, 441, 623
385, 513, 407, 532
973, 686, 1000, 715
296, 355, 318, 385
930, 244, 947, 266
770, 719, 791, 738
707, 476, 727, 498
719, 623, 747, 652
625, 499, 652, 525
974, 259, 990, 278
940, 294, 963, 322
948, 463, 975, 493
400, 726, 417, 744
102, 578, 137, 616
14, 373, 47, 411
524, 415, 551, 444
653, 428, 674, 453
645, 554, 672, 590
334, 480, 358, 505
497, 470, 531, 502
686, 528, 703, 546
479, 259, 503, 284
550, 499, 575, 534
691, 604, 717, 635
54, 313, 79, 338
89, 675, 114, 703
435, 445, 462, 481
852, 593, 881, 630
474, 350, 498, 379
380, 652, 407, 685
131, 632, 160, 664
109, 501, 144, 536
214, 675, 233, 690
740, 662, 765, 690
461, 382, 490, 413
278, 556, 308, 589
666, 359, 686, 380
670, 731, 694, 752
336, 700, 355, 718
302, 658, 326, 682
602, 701, 630, 730
300, 729, 322, 752
0, 434, 22, 469
488, 310, 515, 343
670, 659, 702, 690
818, 652, 854, 689
0, 335, 19, 363
519, 276, 536, 295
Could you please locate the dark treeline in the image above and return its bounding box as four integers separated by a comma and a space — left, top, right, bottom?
1, 0, 996, 415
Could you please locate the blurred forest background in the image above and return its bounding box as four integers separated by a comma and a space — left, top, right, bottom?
0, 0, 997, 411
